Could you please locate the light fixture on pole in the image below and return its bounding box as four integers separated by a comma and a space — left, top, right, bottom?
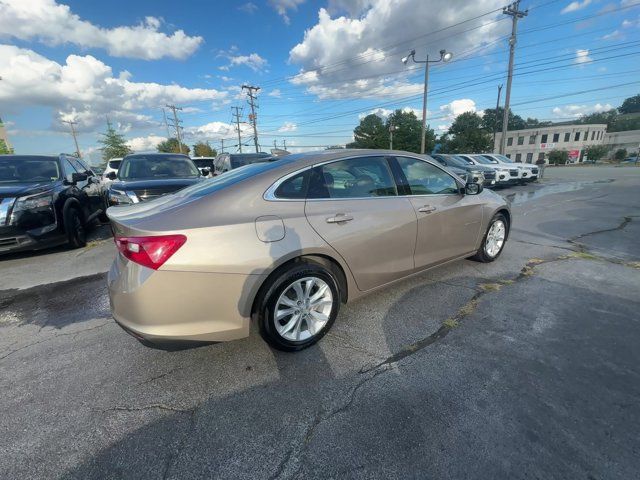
401, 48, 453, 154
389, 124, 398, 150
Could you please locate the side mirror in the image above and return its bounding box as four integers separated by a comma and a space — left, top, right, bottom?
106, 171, 117, 180
201, 169, 210, 176
465, 182, 483, 195
66, 172, 88, 184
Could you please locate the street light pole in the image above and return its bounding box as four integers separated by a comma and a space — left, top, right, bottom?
389, 124, 398, 150
402, 49, 453, 154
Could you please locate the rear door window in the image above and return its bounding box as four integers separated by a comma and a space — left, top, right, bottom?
395, 157, 459, 195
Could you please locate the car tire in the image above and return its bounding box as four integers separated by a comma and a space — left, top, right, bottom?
470, 213, 508, 263
64, 206, 87, 249
257, 262, 340, 352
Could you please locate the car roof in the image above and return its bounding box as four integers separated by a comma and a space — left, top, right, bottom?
123, 153, 190, 159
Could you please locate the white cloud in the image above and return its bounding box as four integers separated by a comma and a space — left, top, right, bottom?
288, 1, 508, 99
560, 0, 591, 14
0, 0, 202, 60
359, 106, 423, 120
269, 0, 306, 24
439, 99, 477, 120
575, 49, 593, 64
268, 88, 282, 97
0, 45, 229, 131
218, 50, 268, 72
238, 2, 259, 14
127, 134, 167, 152
551, 103, 613, 118
602, 29, 623, 40
278, 122, 297, 132
184, 121, 252, 140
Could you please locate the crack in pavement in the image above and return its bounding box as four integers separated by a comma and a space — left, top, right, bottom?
0, 321, 111, 361
103, 404, 193, 414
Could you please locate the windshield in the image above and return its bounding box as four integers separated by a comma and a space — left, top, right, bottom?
193, 159, 213, 168
452, 155, 475, 165
478, 155, 498, 164
108, 159, 122, 170
230, 154, 274, 169
493, 154, 513, 163
0, 156, 60, 183
440, 155, 468, 168
118, 155, 200, 180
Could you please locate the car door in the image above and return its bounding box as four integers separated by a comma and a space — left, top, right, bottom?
75, 158, 105, 214
304, 155, 417, 292
392, 156, 483, 268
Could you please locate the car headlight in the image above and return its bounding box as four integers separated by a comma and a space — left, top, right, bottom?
12, 191, 54, 214
109, 189, 138, 205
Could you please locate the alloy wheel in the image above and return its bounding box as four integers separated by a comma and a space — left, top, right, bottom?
484, 219, 506, 258
274, 276, 333, 342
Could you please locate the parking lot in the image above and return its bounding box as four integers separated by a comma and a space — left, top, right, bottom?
1, 165, 639, 479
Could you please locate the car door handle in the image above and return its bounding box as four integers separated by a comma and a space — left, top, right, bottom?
418, 205, 437, 214
326, 213, 354, 224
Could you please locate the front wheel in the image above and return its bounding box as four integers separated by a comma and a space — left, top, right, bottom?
258, 263, 340, 352
470, 213, 508, 263
64, 207, 87, 249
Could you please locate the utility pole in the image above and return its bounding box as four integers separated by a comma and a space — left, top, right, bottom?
242, 85, 260, 153
231, 106, 243, 153
62, 120, 81, 158
283, 139, 286, 150
161, 107, 171, 138
273, 139, 278, 149
389, 124, 398, 150
220, 138, 225, 153
499, 1, 528, 155
165, 104, 184, 153
493, 84, 503, 152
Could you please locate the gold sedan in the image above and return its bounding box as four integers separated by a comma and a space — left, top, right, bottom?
107, 150, 510, 351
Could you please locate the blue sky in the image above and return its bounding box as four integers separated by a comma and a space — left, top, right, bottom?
0, 0, 638, 163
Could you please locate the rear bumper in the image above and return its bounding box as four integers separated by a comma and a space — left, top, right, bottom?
107, 254, 266, 344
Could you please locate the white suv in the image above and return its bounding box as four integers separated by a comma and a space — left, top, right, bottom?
481, 154, 538, 183
457, 154, 516, 187
102, 158, 122, 184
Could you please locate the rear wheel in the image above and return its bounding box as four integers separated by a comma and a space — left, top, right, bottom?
258, 263, 340, 351
64, 207, 87, 249
470, 213, 508, 263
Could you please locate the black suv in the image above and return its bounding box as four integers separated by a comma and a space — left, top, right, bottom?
0, 154, 107, 254
105, 153, 205, 205
213, 153, 275, 176
431, 154, 497, 187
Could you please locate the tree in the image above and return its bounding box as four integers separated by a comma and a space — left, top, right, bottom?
347, 114, 387, 149
386, 109, 433, 153
441, 112, 493, 154
0, 139, 14, 154
548, 150, 568, 165
618, 94, 640, 114
481, 107, 526, 132
583, 145, 608, 162
579, 109, 618, 129
157, 137, 190, 155
614, 148, 628, 162
98, 122, 131, 164
193, 141, 217, 157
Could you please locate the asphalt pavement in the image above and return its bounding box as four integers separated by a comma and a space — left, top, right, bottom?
1, 165, 639, 479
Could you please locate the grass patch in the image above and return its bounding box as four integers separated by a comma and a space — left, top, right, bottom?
479, 283, 502, 292
527, 258, 546, 265
626, 261, 640, 269
521, 265, 535, 276
443, 318, 459, 329
458, 299, 478, 317
568, 251, 599, 261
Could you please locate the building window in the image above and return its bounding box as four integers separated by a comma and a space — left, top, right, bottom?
591, 131, 596, 141
574, 131, 580, 141
553, 133, 559, 142
515, 153, 522, 162
538, 153, 545, 162
526, 152, 533, 163
598, 131, 602, 140
507, 137, 513, 146
529, 135, 535, 144
517, 136, 524, 145
564, 132, 570, 142
584, 131, 589, 141
541, 134, 548, 143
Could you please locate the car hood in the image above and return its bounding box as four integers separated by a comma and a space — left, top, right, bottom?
109, 178, 203, 191
0, 182, 57, 197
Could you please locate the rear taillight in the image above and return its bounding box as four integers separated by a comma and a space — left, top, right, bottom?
114, 235, 186, 270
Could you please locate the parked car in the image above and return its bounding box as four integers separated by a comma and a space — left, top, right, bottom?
213, 152, 275, 176
102, 158, 122, 184
107, 149, 510, 351
191, 156, 214, 177
0, 154, 107, 253
431, 154, 497, 187
456, 154, 515, 187
481, 154, 539, 183
105, 153, 205, 206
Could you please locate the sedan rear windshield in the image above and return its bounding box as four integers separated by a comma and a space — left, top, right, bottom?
0, 157, 60, 183
118, 155, 200, 180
